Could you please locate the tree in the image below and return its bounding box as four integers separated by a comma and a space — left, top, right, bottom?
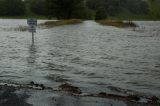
148, 0, 160, 19
0, 0, 6, 15
30, 0, 46, 15
87, 0, 121, 16
46, 0, 87, 19
0, 0, 25, 16
87, 0, 150, 17
121, 0, 149, 15
95, 7, 107, 20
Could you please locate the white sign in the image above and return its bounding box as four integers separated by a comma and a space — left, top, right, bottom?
27, 19, 37, 26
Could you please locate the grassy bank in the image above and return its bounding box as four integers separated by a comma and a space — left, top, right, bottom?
39, 19, 83, 28
96, 20, 137, 28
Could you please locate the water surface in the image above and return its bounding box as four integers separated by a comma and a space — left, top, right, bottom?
0, 19, 160, 97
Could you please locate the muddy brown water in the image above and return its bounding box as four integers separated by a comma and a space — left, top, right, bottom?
0, 19, 160, 98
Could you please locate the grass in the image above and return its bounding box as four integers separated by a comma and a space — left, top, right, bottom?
2, 26, 28, 32
39, 19, 83, 28
14, 26, 28, 31
96, 20, 137, 28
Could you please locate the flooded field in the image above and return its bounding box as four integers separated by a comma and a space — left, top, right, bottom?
0, 19, 160, 98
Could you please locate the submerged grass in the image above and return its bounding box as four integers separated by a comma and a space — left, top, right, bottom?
2, 19, 82, 32
2, 26, 28, 32
96, 20, 137, 28
39, 19, 82, 28
14, 26, 28, 31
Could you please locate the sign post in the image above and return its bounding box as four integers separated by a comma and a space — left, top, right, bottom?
27, 19, 37, 44
32, 31, 34, 43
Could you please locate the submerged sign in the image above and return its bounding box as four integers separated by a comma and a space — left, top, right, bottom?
29, 26, 36, 33
27, 18, 37, 43
27, 19, 37, 26
27, 18, 37, 32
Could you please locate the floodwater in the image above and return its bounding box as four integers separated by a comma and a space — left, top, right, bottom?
0, 19, 160, 97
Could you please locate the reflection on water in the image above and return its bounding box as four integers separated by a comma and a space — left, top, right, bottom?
0, 19, 160, 97
27, 44, 37, 65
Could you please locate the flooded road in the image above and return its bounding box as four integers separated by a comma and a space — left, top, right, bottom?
0, 19, 160, 97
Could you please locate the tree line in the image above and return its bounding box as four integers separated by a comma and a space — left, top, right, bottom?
0, 0, 158, 20
0, 0, 25, 16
